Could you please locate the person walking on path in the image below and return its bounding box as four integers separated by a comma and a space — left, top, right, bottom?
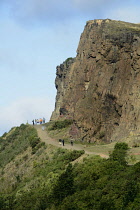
32, 119, 34, 125
43, 117, 45, 124
70, 140, 73, 146
62, 139, 64, 146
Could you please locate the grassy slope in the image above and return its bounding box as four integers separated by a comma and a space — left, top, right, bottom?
0, 123, 140, 209
0, 124, 84, 198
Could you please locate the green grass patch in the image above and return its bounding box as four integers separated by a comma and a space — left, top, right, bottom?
48, 119, 73, 130
0, 124, 38, 167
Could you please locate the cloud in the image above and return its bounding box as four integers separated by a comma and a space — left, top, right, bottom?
0, 0, 134, 24
0, 97, 54, 135
73, 0, 112, 8
108, 6, 140, 23
0, 0, 76, 24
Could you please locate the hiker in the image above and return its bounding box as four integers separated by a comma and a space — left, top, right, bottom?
43, 117, 45, 124
32, 119, 34, 125
40, 118, 43, 124
62, 139, 64, 146
70, 140, 73, 146
35, 119, 37, 124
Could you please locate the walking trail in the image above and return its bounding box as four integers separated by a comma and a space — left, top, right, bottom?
35, 125, 109, 158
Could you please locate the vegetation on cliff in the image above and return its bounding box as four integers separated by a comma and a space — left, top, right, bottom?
0, 124, 140, 209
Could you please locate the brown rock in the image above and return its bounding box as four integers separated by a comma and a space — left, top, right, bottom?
51, 19, 140, 143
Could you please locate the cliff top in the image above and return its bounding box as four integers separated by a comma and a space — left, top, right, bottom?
83, 19, 140, 45
86, 19, 140, 30
85, 19, 140, 37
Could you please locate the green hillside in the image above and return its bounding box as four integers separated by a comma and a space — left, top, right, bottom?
0, 124, 140, 209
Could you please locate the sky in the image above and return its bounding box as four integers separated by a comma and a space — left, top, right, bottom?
0, 0, 140, 135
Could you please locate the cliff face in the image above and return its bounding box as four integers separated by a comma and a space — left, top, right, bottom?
51, 19, 140, 143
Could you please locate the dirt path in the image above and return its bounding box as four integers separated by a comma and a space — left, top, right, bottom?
34, 125, 109, 158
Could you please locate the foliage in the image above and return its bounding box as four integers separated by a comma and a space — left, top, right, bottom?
1, 132, 7, 138
29, 136, 40, 149
48, 119, 73, 130
109, 142, 129, 165
114, 142, 129, 150
1, 139, 140, 210
32, 142, 45, 154
0, 124, 37, 167
51, 163, 75, 206
65, 57, 74, 67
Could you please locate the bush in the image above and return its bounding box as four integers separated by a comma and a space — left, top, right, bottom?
52, 163, 75, 205
65, 150, 85, 162
1, 132, 7, 138
109, 142, 129, 165
49, 119, 73, 130
32, 142, 45, 154
29, 136, 40, 149
114, 142, 129, 150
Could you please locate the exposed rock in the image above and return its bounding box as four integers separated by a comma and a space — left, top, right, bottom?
51, 19, 140, 143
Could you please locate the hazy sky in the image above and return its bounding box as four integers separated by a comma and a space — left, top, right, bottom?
0, 0, 140, 135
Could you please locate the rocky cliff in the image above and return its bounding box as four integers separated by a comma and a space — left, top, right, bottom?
51, 19, 140, 143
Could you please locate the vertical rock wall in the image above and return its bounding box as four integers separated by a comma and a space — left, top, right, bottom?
51, 19, 140, 143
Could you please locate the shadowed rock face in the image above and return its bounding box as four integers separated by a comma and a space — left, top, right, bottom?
51, 19, 140, 143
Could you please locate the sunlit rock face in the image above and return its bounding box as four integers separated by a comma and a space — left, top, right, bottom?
51, 19, 140, 143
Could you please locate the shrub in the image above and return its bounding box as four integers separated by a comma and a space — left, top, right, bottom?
32, 142, 45, 154
65, 150, 85, 162
52, 163, 75, 205
114, 142, 129, 150
109, 142, 129, 165
65, 57, 74, 67
1, 132, 7, 138
49, 119, 73, 130
29, 136, 40, 149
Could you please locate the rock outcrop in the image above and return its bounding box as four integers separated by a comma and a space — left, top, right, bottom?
51, 19, 140, 143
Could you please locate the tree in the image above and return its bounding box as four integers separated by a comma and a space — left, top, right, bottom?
109, 142, 129, 165
52, 163, 75, 205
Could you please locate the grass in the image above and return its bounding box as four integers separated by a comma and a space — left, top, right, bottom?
48, 119, 73, 130
0, 122, 85, 196
45, 120, 140, 164
0, 124, 38, 167
46, 120, 72, 141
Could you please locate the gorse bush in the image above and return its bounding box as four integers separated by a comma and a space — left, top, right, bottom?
49, 119, 73, 130
32, 142, 45, 154
29, 136, 40, 148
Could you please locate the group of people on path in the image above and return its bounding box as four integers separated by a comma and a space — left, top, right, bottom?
59, 139, 74, 146
32, 117, 45, 125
